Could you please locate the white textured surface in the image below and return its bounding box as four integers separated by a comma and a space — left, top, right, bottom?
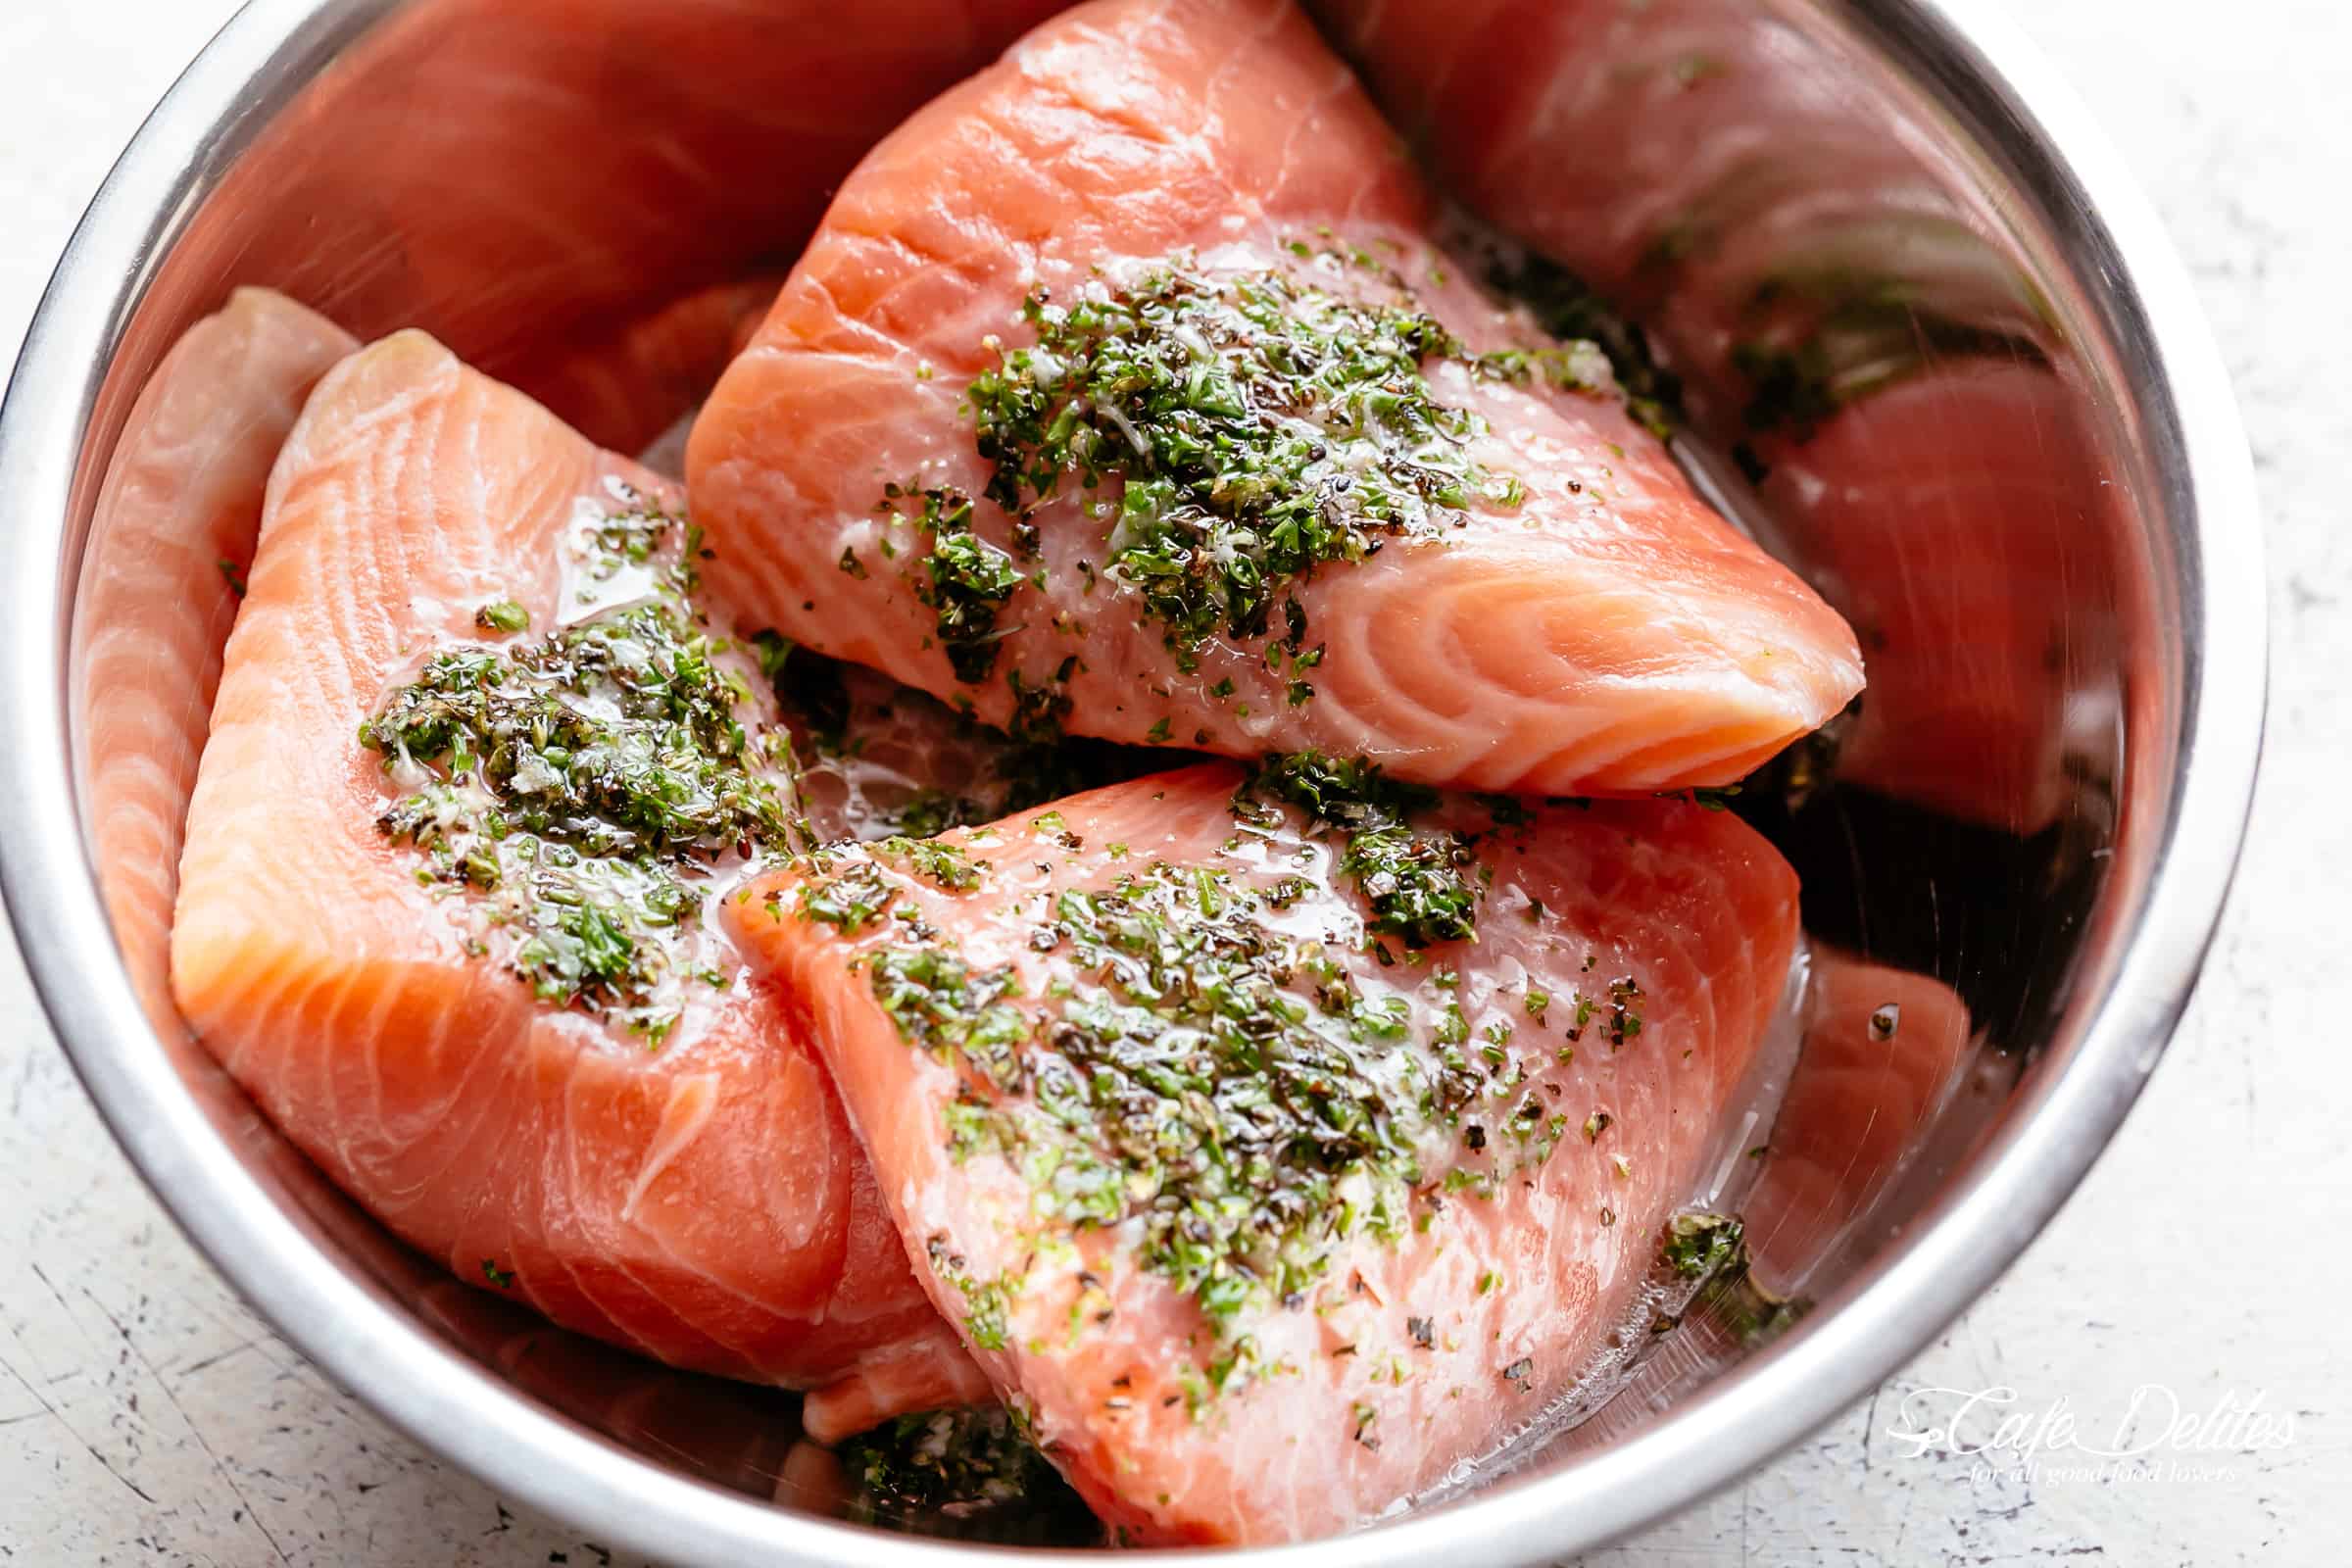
0, 1, 2343, 1562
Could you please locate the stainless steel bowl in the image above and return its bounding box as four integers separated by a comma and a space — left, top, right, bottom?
0, 0, 2263, 1561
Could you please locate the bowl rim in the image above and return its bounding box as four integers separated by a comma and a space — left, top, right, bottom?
0, 0, 2265, 1560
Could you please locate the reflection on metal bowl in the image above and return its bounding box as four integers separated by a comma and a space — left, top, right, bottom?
0, 0, 2261, 1563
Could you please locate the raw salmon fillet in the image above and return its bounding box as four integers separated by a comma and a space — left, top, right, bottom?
170, 329, 970, 1401
76, 289, 359, 1035
731, 764, 1801, 1541
687, 0, 1862, 796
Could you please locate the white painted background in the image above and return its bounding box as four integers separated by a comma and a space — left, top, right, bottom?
1, 1, 2343, 1561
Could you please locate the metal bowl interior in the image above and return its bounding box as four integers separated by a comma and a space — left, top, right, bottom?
0, 0, 2262, 1561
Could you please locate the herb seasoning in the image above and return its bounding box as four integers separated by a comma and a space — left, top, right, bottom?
966, 258, 1517, 662
838, 1404, 1090, 1538
840, 857, 1429, 1337
1243, 751, 1484, 949
1660, 1209, 1743, 1279
887, 484, 1025, 684
360, 495, 798, 1040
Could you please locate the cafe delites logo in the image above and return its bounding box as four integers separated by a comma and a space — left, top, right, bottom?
1884, 1383, 2297, 1485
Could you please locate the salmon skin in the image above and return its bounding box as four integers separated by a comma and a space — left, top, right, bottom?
76, 290, 360, 1037
170, 328, 977, 1401
687, 0, 1862, 798
730, 762, 1800, 1542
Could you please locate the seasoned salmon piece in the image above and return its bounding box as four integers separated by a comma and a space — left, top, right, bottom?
731, 762, 1801, 1541
687, 0, 1862, 797
77, 290, 359, 1035
170, 329, 965, 1399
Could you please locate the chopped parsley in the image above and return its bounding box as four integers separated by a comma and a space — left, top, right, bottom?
871, 949, 1028, 1093
1660, 1206, 1809, 1348
366, 597, 785, 862
1662, 1209, 1743, 1279
967, 259, 1509, 660
829, 855, 1434, 1347
360, 499, 796, 1036
792, 854, 900, 933
924, 1236, 1015, 1351
1243, 752, 1481, 950
1339, 821, 1480, 950
1483, 249, 1682, 441
791, 768, 1655, 1404
891, 789, 977, 840
1604, 977, 1645, 1045
1246, 750, 1436, 827
891, 483, 1024, 683
875, 835, 983, 892
838, 1404, 1088, 1537
473, 599, 529, 633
